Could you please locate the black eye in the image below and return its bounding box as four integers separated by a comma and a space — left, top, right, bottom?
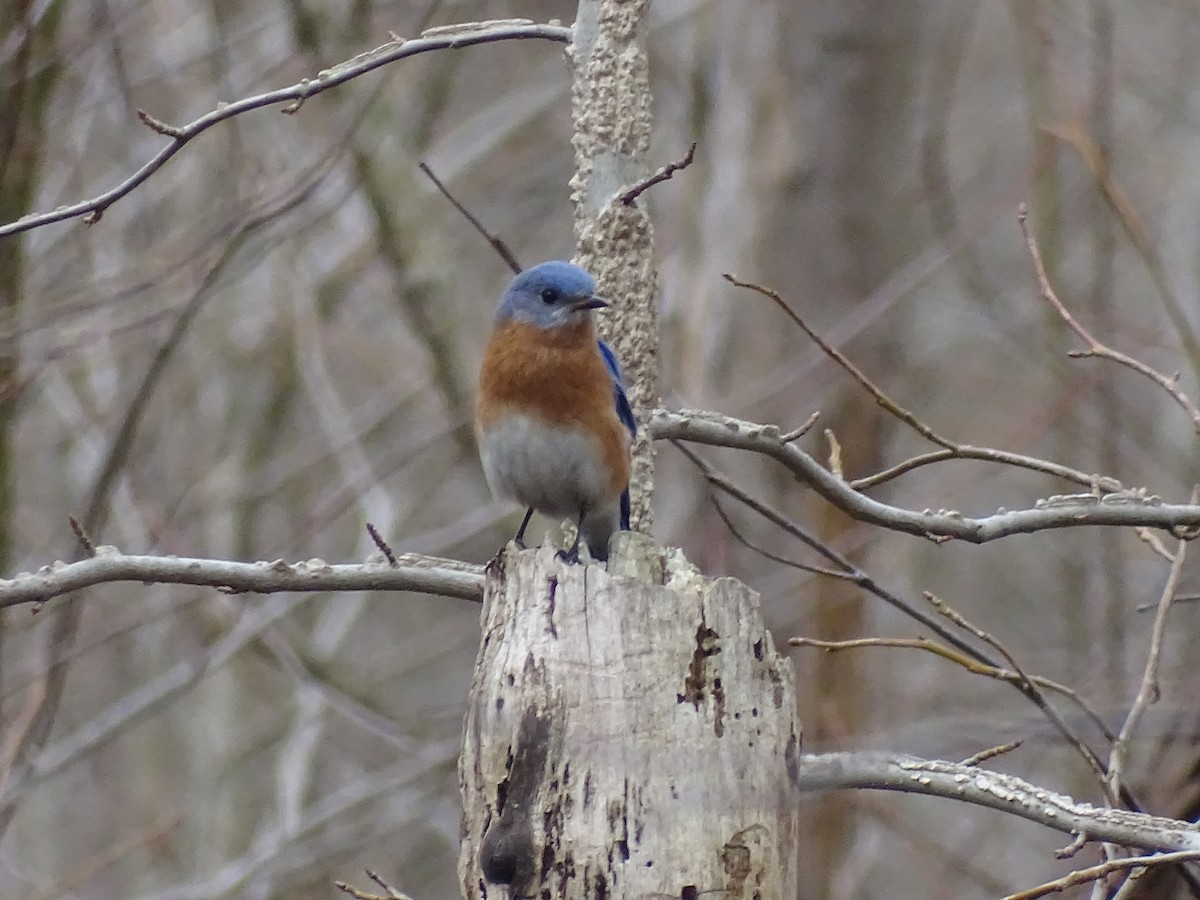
540, 288, 558, 304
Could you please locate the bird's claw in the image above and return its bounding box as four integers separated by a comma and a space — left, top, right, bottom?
556, 545, 581, 565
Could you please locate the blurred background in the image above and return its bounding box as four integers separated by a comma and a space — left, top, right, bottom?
2, 0, 1199, 897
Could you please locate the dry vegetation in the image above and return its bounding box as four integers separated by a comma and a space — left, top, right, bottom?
2, 0, 1200, 898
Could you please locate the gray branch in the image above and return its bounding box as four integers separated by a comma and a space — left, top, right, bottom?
800, 752, 1200, 853
5, 404, 1196, 611
0, 547, 484, 610
651, 409, 1200, 542
0, 19, 571, 237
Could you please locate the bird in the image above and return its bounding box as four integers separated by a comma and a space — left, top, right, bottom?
475, 260, 635, 562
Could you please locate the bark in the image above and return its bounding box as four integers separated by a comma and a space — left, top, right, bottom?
569, 0, 659, 535
458, 536, 801, 898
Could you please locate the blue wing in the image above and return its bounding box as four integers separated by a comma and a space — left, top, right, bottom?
597, 340, 636, 437
597, 340, 635, 530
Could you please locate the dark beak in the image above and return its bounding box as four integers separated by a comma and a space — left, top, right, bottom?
570, 295, 608, 313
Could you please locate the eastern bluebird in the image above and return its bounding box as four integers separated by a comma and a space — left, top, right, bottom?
475, 261, 635, 562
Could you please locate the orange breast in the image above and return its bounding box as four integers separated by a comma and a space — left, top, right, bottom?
476, 319, 631, 498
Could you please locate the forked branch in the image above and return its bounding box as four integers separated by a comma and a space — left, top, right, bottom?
0, 20, 571, 237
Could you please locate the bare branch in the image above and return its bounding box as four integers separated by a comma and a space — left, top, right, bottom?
790, 634, 1113, 757
798, 752, 1200, 854
651, 408, 1200, 542
1018, 203, 1200, 432
617, 142, 697, 205
0, 20, 572, 237
725, 272, 957, 450
960, 740, 1023, 768
852, 446, 1121, 493
66, 515, 95, 559
365, 522, 399, 567
0, 548, 484, 611
0, 166, 346, 844
671, 440, 1001, 665
780, 411, 820, 443
1004, 850, 1200, 900
135, 109, 184, 139
1045, 121, 1200, 383
723, 273, 1124, 493
418, 161, 522, 274
1109, 513, 1190, 795
337, 870, 418, 900
791, 636, 1096, 717
925, 592, 1115, 800
675, 440, 1117, 770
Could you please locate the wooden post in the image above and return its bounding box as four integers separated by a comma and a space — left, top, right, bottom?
458, 535, 802, 898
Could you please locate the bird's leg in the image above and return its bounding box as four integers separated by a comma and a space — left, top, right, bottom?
559, 507, 587, 564
513, 507, 535, 548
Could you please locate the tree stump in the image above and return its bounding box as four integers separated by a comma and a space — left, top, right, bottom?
458, 534, 801, 898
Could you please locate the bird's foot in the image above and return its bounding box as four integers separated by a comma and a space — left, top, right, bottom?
557, 533, 584, 565
511, 507, 535, 550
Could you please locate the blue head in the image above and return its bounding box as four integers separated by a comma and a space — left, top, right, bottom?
495, 261, 606, 330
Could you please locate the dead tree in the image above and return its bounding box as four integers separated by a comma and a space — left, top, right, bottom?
458, 538, 802, 898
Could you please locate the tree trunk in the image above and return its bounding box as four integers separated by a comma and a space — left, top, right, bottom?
569, 0, 659, 535
458, 536, 802, 898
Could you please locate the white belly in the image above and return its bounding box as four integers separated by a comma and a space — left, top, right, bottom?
478, 414, 614, 520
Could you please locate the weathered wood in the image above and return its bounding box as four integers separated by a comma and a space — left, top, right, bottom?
459, 534, 801, 898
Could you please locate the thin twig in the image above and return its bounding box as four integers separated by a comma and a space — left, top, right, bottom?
1109, 498, 1191, 796
960, 740, 1023, 767
366, 522, 399, 567
780, 411, 820, 443
926, 592, 1117, 802
0, 21, 572, 237
66, 516, 95, 559
709, 499, 850, 581
418, 161, 522, 274
0, 173, 338, 841
369, 870, 412, 899
670, 440, 996, 666
676, 446, 1132, 787
1136, 592, 1200, 613
1136, 527, 1176, 563
721, 274, 1125, 492
135, 109, 183, 138
618, 142, 697, 205
1003, 850, 1200, 900
1018, 202, 1200, 432
853, 446, 1122, 493
1055, 830, 1090, 860
789, 636, 1109, 738
723, 273, 957, 450
336, 882, 385, 900
336, 869, 418, 900
677, 441, 1120, 756
1045, 123, 1200, 388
